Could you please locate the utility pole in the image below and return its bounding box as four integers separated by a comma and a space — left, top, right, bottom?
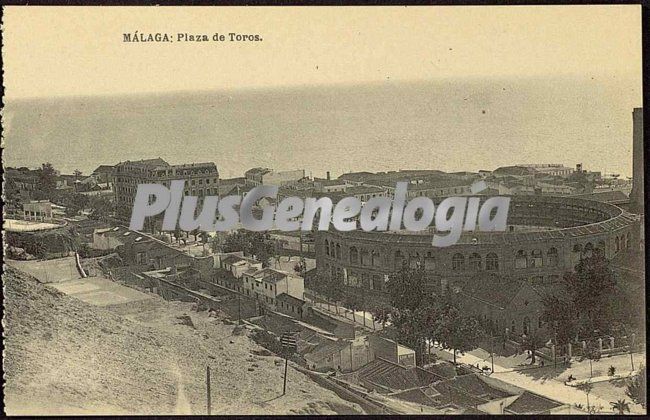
630, 333, 635, 371
490, 336, 495, 373
283, 357, 289, 396
238, 294, 242, 324
206, 365, 211, 415
280, 331, 298, 396
349, 341, 354, 372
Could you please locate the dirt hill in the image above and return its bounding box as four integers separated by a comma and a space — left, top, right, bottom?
3, 266, 363, 415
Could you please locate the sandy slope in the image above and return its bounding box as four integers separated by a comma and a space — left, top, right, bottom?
3, 267, 363, 415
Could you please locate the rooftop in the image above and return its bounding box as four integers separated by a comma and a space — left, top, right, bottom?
504, 391, 565, 414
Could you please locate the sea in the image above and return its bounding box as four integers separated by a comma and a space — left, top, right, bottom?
2, 76, 641, 179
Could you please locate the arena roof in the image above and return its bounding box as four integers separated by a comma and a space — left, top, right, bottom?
323, 196, 639, 246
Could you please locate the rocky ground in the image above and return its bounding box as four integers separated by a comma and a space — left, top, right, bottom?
3, 266, 363, 415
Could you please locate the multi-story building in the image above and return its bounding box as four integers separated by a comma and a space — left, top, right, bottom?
244, 167, 306, 187
516, 164, 575, 177
113, 158, 219, 220
241, 267, 304, 308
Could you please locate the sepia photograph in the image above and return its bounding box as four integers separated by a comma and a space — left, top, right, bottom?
1, 4, 646, 416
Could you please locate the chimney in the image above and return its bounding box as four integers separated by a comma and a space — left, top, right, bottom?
326, 171, 331, 180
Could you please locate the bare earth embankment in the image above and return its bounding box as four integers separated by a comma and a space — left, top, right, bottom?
3, 267, 363, 415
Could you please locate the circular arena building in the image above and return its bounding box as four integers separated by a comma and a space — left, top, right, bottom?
315, 195, 642, 299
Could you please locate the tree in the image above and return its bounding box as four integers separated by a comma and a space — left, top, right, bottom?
371, 302, 392, 329
563, 252, 617, 335
390, 306, 430, 365
63, 193, 89, 217
610, 399, 631, 415
541, 293, 578, 348
250, 233, 275, 267
33, 162, 58, 200
88, 196, 114, 219
577, 382, 594, 413
625, 364, 646, 408
386, 266, 428, 312
223, 231, 275, 267
324, 274, 344, 315
435, 298, 484, 365
583, 340, 602, 378
25, 238, 47, 259
174, 226, 183, 244
73, 169, 82, 191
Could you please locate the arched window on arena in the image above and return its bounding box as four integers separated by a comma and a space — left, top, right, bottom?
469, 253, 482, 271
371, 251, 381, 267
425, 252, 436, 271
335, 244, 341, 260
625, 233, 631, 249
409, 252, 421, 269
372, 275, 383, 291
361, 249, 370, 266
547, 247, 558, 267
395, 250, 405, 269
573, 244, 583, 253
349, 247, 359, 264
324, 240, 330, 257
530, 249, 543, 267
486, 253, 499, 271
452, 253, 465, 271
584, 242, 593, 258
615, 237, 620, 252
515, 250, 528, 269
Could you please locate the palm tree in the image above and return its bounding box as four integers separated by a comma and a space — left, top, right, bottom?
577, 382, 594, 413
610, 399, 631, 415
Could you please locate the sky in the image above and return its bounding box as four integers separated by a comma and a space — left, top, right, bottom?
2, 5, 642, 99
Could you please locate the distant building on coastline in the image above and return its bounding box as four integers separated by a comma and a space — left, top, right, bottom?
113, 158, 219, 220
244, 167, 306, 187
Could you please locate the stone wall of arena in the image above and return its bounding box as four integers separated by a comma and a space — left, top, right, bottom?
314, 195, 642, 298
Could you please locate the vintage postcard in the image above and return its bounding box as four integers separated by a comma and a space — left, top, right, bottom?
2, 5, 645, 416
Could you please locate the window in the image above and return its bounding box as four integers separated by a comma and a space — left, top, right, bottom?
469, 253, 482, 271
325, 240, 330, 256
615, 237, 620, 252
372, 275, 383, 291
547, 248, 558, 267
335, 244, 341, 260
361, 249, 370, 266
486, 253, 499, 271
530, 249, 543, 267
584, 242, 594, 257
395, 250, 405, 268
424, 255, 436, 271
515, 250, 527, 269
350, 247, 359, 264
452, 253, 465, 271
371, 251, 381, 267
